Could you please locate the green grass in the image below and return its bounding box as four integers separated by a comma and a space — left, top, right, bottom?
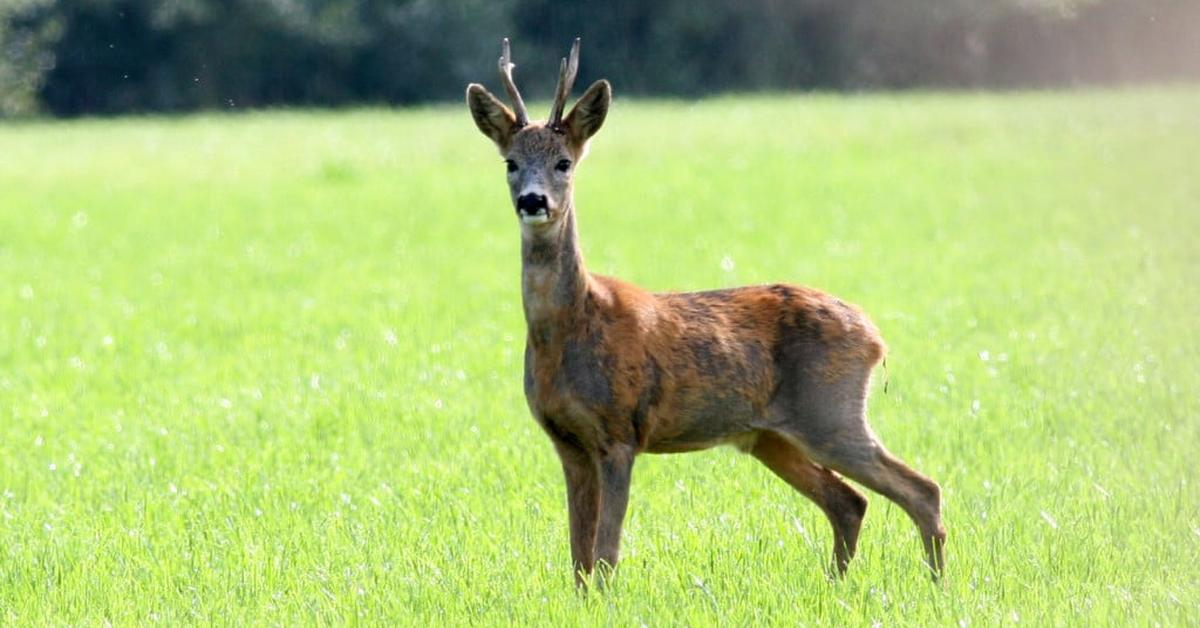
1, 88, 1198, 624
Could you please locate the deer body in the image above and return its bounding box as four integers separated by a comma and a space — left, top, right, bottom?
523, 228, 882, 457
468, 39, 945, 587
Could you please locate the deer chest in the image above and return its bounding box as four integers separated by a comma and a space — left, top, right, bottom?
523, 341, 621, 446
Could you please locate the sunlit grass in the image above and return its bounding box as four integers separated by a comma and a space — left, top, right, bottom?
1, 88, 1198, 624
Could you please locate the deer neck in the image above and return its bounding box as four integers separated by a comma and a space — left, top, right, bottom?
521, 202, 590, 346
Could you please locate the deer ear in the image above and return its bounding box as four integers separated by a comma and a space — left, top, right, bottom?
564, 80, 611, 145
467, 84, 517, 152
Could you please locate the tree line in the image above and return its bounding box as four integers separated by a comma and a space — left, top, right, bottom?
2, 0, 1197, 117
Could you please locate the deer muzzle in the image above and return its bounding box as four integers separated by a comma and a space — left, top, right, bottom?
516, 193, 550, 224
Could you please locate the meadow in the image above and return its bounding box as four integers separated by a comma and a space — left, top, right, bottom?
1, 88, 1197, 624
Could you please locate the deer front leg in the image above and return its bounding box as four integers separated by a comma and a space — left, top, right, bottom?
594, 443, 635, 578
555, 440, 600, 587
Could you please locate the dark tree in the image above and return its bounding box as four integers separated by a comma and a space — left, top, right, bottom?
1, 0, 1196, 117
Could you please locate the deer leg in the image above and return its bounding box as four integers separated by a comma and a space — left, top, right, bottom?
554, 440, 600, 587
772, 363, 946, 579
869, 449, 945, 579
750, 431, 868, 576
802, 431, 945, 580
593, 443, 635, 580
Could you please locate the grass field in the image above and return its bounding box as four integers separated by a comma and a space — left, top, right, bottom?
1, 88, 1198, 624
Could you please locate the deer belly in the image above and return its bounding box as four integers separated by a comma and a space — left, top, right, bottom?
643, 388, 760, 453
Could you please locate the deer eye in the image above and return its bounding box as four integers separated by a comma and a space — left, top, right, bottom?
555, 159, 572, 172
505, 159, 518, 173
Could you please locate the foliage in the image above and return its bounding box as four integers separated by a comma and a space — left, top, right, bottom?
2, 0, 514, 115
0, 0, 1197, 116
0, 0, 57, 116
1, 90, 1198, 622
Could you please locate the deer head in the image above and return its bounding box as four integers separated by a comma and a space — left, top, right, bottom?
466, 38, 611, 228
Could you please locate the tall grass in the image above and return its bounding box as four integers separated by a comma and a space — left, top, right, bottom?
1, 88, 1197, 624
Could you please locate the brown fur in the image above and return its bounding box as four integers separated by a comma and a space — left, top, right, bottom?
466, 42, 945, 588
528, 276, 888, 456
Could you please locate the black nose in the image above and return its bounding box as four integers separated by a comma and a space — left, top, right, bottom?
516, 193, 548, 214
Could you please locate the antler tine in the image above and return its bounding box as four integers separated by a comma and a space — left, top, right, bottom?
548, 37, 581, 129
498, 38, 529, 128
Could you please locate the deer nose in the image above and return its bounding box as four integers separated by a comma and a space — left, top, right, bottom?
516, 193, 548, 214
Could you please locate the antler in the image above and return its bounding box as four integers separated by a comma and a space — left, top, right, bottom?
498, 38, 530, 128
548, 38, 581, 130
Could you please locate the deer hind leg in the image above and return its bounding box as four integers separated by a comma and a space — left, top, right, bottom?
771, 372, 946, 579
750, 431, 868, 576
817, 436, 945, 579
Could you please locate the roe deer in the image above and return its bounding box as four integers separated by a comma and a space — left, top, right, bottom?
466, 38, 946, 587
